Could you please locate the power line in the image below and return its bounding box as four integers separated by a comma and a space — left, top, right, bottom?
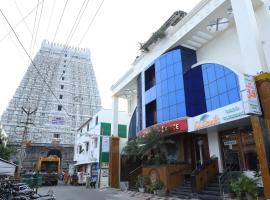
0, 2, 43, 43
0, 9, 72, 119
62, 0, 105, 77
12, 0, 33, 37
52, 0, 69, 42
45, 0, 56, 37
29, 0, 40, 56
31, 0, 45, 56
78, 0, 105, 45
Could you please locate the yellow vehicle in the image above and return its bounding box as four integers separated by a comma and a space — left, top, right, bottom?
35, 155, 61, 185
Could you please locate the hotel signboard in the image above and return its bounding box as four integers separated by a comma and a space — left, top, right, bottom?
188, 101, 248, 132
138, 118, 187, 137
242, 74, 261, 115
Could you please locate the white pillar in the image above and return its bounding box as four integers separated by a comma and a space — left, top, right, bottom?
207, 130, 223, 173
231, 0, 268, 74
112, 96, 119, 136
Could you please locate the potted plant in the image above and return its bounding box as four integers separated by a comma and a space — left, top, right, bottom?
137, 175, 145, 193
230, 174, 258, 200
151, 180, 165, 196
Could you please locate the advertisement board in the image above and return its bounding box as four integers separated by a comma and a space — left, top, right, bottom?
52, 117, 65, 125
188, 101, 248, 132
242, 74, 261, 115
102, 136, 110, 152
138, 118, 187, 137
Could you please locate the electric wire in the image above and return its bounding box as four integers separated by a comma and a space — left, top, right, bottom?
52, 0, 69, 42
12, 0, 33, 37
31, 0, 45, 56
0, 9, 72, 119
63, 0, 105, 75
29, 0, 40, 56
0, 2, 43, 43
45, 0, 56, 37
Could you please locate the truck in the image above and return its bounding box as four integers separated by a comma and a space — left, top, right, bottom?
35, 155, 60, 185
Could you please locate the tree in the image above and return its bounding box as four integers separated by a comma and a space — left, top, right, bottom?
0, 144, 16, 161
0, 128, 16, 160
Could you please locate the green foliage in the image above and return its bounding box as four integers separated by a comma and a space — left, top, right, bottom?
0, 144, 16, 160
230, 174, 258, 199
136, 175, 150, 188
148, 179, 164, 193
123, 127, 164, 157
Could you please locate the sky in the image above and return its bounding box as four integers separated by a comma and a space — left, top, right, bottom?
0, 0, 200, 115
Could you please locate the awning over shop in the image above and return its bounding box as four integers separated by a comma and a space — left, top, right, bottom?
0, 158, 16, 176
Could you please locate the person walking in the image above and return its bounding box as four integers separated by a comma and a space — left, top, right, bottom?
64, 170, 70, 185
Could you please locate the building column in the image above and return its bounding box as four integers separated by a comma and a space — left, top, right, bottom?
251, 72, 270, 198
231, 0, 268, 74
112, 96, 119, 136
207, 130, 223, 173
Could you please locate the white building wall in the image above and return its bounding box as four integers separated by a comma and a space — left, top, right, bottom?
255, 3, 270, 72
207, 129, 223, 173
74, 109, 129, 165
196, 25, 244, 73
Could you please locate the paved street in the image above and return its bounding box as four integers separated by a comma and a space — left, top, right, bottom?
37, 183, 184, 200
38, 184, 136, 200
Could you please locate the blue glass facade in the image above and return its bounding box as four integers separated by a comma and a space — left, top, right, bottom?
142, 47, 241, 127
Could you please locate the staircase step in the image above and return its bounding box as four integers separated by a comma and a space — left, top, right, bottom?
198, 194, 222, 200
200, 190, 220, 196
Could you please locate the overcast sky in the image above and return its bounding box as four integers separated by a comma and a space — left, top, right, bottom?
0, 0, 200, 115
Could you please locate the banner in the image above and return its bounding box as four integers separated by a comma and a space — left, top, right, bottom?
102, 136, 110, 152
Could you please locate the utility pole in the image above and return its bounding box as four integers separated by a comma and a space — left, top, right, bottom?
17, 107, 37, 177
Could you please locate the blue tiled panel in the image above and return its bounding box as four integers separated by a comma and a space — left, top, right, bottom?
184, 66, 207, 117
155, 49, 186, 123
201, 64, 240, 112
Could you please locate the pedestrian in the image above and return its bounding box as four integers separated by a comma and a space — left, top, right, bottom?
64, 170, 70, 185
91, 176, 97, 189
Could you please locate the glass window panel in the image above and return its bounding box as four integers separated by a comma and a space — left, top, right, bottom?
157, 109, 163, 122
176, 103, 186, 117
167, 65, 174, 78
169, 106, 177, 119
226, 73, 237, 90
207, 66, 216, 83
175, 75, 184, 90
157, 97, 162, 109
215, 65, 225, 79
163, 108, 169, 121
172, 50, 180, 63
161, 69, 167, 81
156, 71, 161, 83
166, 54, 173, 65
202, 68, 208, 85
206, 99, 212, 111
162, 95, 169, 108
211, 96, 220, 110
217, 77, 227, 94
168, 92, 176, 105
176, 89, 185, 104
204, 86, 210, 99
224, 67, 232, 75
228, 88, 240, 103
155, 60, 161, 72
156, 83, 162, 97
167, 77, 175, 93
174, 63, 182, 75
219, 93, 229, 107
160, 56, 166, 68
161, 81, 168, 94
209, 81, 218, 97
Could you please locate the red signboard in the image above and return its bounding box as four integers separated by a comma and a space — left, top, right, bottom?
138, 118, 188, 137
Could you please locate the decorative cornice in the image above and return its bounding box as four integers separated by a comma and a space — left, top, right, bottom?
255, 72, 270, 81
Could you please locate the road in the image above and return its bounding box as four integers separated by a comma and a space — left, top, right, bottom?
38, 184, 136, 200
